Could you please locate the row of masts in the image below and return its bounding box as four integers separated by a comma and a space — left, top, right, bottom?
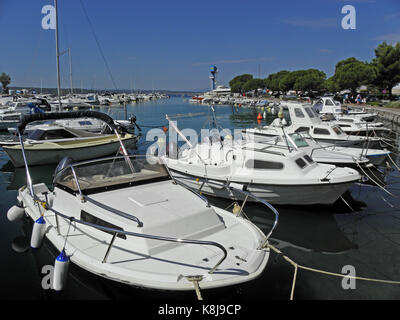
52, 1, 149, 110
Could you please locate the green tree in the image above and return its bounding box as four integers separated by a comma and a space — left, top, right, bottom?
324, 76, 340, 93
229, 74, 253, 93
243, 78, 265, 92
0, 72, 11, 93
293, 69, 326, 93
264, 70, 290, 92
372, 42, 400, 100
332, 58, 376, 94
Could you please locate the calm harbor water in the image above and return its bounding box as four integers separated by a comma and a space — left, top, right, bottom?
1, 97, 400, 300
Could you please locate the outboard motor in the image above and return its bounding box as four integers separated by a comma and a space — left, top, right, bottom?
129, 114, 141, 132
52, 157, 75, 183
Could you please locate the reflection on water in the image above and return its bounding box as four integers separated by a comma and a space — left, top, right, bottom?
1, 97, 400, 300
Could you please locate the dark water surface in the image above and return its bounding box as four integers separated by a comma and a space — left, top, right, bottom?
1, 97, 400, 300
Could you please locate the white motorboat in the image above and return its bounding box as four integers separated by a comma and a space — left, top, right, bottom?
313, 97, 377, 122
10, 151, 278, 291
162, 116, 361, 206
7, 114, 139, 135
260, 132, 370, 168
7, 117, 105, 135
0, 101, 38, 115
0, 113, 21, 131
245, 102, 382, 147
262, 131, 390, 167
1, 111, 137, 167
320, 114, 389, 137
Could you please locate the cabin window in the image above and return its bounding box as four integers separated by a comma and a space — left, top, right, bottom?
42, 130, 76, 140
339, 119, 354, 123
27, 129, 45, 140
294, 108, 305, 118
245, 159, 284, 170
78, 121, 93, 125
304, 155, 314, 164
313, 128, 330, 135
295, 127, 310, 133
332, 126, 343, 135
80, 210, 127, 240
289, 133, 309, 147
325, 99, 334, 106
295, 158, 307, 169
304, 108, 315, 118
339, 124, 351, 128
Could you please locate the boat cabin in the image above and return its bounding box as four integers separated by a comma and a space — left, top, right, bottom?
313, 97, 343, 114
25, 126, 100, 142
274, 102, 350, 141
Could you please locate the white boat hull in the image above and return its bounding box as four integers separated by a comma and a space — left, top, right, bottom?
169, 169, 355, 205
3, 137, 137, 167
18, 183, 270, 291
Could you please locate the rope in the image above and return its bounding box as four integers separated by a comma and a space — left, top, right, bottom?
380, 139, 399, 150
356, 162, 397, 198
340, 195, 356, 212
186, 276, 203, 300
62, 218, 73, 251
388, 154, 400, 172
266, 243, 400, 300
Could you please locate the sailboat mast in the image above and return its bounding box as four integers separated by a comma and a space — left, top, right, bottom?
69, 48, 73, 95
54, 0, 62, 112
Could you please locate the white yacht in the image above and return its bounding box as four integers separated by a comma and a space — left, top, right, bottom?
162, 117, 361, 206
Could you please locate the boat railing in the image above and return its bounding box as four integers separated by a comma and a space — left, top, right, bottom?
225, 185, 279, 245
68, 164, 144, 227
160, 157, 211, 207
38, 203, 227, 274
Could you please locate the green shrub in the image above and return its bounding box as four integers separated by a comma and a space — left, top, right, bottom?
385, 101, 400, 108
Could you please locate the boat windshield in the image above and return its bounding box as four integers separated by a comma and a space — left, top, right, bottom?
54, 156, 170, 194
288, 133, 309, 148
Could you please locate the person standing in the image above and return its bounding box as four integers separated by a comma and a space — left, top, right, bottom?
356, 94, 361, 104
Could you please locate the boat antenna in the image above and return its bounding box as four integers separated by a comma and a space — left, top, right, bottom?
54, 0, 62, 112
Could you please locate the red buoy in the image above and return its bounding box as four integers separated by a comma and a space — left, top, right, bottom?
257, 113, 263, 120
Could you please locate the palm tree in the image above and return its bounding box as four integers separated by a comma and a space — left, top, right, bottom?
0, 72, 11, 93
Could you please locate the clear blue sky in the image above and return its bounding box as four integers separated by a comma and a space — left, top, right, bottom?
0, 0, 399, 91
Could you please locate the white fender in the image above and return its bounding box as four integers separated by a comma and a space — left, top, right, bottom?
7, 204, 25, 222
53, 250, 69, 291
30, 216, 46, 249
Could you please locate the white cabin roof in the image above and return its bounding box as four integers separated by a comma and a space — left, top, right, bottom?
281, 102, 323, 126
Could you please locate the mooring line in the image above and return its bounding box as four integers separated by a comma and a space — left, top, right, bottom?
356, 162, 397, 198
265, 243, 400, 300
388, 154, 400, 172
340, 195, 356, 212
186, 276, 203, 301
